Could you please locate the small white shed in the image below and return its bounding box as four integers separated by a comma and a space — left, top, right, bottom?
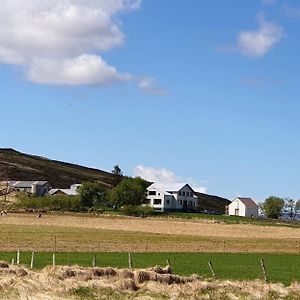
228, 197, 258, 217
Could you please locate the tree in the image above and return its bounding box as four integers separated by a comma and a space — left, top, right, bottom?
284, 198, 296, 220
262, 196, 285, 219
111, 165, 123, 185
78, 181, 107, 208
108, 177, 148, 207
112, 165, 122, 176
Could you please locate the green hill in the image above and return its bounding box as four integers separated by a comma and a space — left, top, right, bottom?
0, 148, 116, 188
196, 192, 231, 214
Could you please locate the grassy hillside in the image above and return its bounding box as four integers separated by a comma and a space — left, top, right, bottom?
196, 192, 230, 214
0, 148, 116, 188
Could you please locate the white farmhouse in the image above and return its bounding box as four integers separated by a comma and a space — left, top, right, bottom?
145, 183, 198, 212
228, 197, 258, 217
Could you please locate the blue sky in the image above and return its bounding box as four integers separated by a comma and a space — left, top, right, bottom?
1, 0, 300, 201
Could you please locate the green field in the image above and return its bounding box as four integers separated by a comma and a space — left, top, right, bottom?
1, 252, 300, 285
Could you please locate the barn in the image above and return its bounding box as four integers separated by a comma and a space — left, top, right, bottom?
228, 197, 259, 217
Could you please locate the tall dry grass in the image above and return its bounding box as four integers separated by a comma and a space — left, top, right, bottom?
1, 262, 300, 299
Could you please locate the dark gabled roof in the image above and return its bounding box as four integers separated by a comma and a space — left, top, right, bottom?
236, 197, 258, 208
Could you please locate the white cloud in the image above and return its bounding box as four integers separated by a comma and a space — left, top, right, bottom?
138, 77, 167, 96
134, 165, 207, 193
236, 13, 283, 57
0, 0, 164, 93
28, 55, 132, 85
219, 13, 283, 58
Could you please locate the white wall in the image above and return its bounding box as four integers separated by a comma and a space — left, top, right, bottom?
228, 199, 246, 216
146, 184, 197, 212
228, 198, 258, 217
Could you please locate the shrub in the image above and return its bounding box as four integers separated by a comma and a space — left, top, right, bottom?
16, 194, 83, 212
120, 205, 155, 217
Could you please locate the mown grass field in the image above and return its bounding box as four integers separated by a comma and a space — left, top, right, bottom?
1, 252, 300, 285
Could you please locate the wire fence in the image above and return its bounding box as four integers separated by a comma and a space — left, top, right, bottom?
1, 251, 299, 285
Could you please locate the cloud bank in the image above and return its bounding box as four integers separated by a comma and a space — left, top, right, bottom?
0, 0, 164, 93
134, 165, 207, 193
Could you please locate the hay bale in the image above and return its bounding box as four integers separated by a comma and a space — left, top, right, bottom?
163, 265, 172, 274
17, 268, 28, 277
118, 279, 139, 291
63, 268, 76, 278
148, 272, 158, 282
92, 268, 105, 277
104, 267, 117, 277
150, 265, 172, 274
157, 274, 175, 285
0, 261, 9, 268
172, 275, 186, 284
150, 265, 164, 274
121, 270, 134, 279
136, 271, 150, 283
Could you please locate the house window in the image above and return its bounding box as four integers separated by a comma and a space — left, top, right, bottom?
149, 191, 156, 195
179, 200, 182, 205
182, 192, 185, 196
166, 199, 170, 205
190, 192, 193, 197
154, 199, 162, 205
143, 199, 151, 205
178, 191, 181, 196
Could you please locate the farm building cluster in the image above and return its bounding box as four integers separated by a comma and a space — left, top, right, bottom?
0, 181, 81, 197
0, 180, 259, 217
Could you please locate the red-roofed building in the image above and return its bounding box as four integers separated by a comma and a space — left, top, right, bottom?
228, 197, 259, 217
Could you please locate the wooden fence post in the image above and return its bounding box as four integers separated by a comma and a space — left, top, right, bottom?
92, 254, 97, 268
11, 259, 14, 265
260, 258, 268, 282
16, 250, 20, 265
128, 253, 132, 269
208, 261, 216, 278
52, 253, 56, 267
30, 252, 35, 269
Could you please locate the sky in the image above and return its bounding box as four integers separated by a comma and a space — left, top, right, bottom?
1, 0, 300, 202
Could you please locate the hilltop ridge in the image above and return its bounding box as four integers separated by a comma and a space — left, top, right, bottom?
0, 148, 115, 188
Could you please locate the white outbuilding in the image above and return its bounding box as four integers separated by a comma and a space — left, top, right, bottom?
228, 197, 258, 217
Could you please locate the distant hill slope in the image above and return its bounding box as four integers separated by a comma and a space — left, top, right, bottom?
196, 192, 231, 214
0, 148, 116, 188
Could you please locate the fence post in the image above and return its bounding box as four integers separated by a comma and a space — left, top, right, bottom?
30, 252, 35, 269
260, 258, 268, 282
92, 254, 97, 268
208, 261, 216, 278
128, 253, 132, 269
52, 253, 56, 267
11, 259, 14, 265
16, 250, 20, 265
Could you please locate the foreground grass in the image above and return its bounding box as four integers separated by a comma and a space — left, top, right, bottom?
1, 252, 300, 285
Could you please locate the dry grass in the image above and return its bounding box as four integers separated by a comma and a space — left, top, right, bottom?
0, 213, 300, 253
1, 263, 300, 300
